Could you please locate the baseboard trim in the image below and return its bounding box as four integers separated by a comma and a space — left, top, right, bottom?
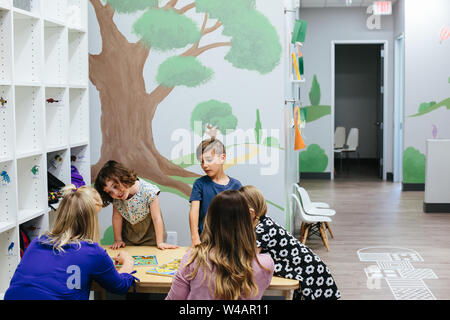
300, 172, 332, 180
424, 202, 450, 213
402, 183, 425, 191
387, 172, 393, 182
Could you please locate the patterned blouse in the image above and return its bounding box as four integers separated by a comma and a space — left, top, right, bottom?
112, 179, 160, 225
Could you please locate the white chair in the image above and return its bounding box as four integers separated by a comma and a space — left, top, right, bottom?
334, 127, 346, 149
334, 127, 346, 172
294, 183, 331, 210
342, 128, 360, 162
290, 193, 331, 251
294, 184, 335, 239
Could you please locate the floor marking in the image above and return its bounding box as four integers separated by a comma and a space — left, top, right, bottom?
357, 246, 437, 300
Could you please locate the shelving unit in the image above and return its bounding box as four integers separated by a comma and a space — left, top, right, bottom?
0, 0, 89, 299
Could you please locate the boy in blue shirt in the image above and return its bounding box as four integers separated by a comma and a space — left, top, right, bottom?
189, 138, 242, 247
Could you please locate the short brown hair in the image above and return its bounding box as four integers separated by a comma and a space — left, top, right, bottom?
196, 138, 226, 162
94, 160, 138, 206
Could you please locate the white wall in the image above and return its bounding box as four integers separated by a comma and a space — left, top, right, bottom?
299, 7, 395, 175
403, 0, 450, 156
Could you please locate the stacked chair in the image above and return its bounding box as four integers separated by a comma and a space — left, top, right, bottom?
290, 183, 336, 251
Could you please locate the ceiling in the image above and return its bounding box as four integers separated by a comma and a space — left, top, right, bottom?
300, 0, 397, 8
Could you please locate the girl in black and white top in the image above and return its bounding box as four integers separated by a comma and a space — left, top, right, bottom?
239, 185, 341, 300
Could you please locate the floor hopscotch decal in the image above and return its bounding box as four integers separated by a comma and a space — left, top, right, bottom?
357, 247, 438, 300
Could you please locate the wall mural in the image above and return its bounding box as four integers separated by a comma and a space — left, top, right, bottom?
89, 0, 282, 198
403, 78, 450, 184
299, 144, 328, 173
303, 74, 331, 123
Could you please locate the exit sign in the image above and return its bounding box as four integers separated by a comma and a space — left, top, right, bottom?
373, 1, 392, 15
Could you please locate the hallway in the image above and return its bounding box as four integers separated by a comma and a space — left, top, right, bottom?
297, 180, 450, 300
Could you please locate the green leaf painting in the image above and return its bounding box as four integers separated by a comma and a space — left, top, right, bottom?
262, 137, 280, 148
100, 226, 114, 245
302, 75, 331, 123
309, 75, 321, 106
190, 100, 238, 136
403, 147, 426, 184
255, 109, 262, 144
133, 9, 201, 50
105, 0, 159, 14
409, 98, 450, 117
156, 56, 213, 87
299, 144, 328, 172
196, 0, 282, 75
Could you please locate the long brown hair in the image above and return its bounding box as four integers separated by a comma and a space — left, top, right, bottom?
184, 190, 271, 300
94, 160, 138, 206
42, 185, 102, 253
238, 185, 268, 227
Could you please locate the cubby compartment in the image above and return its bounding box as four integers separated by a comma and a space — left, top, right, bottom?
47, 148, 69, 185
13, 0, 39, 16
17, 154, 46, 224
69, 87, 88, 145
0, 160, 16, 233
44, 22, 67, 85
43, 0, 66, 24
46, 87, 68, 150
13, 11, 41, 84
0, 0, 11, 10
68, 30, 87, 85
0, 85, 13, 160
66, 0, 86, 31
70, 144, 89, 186
0, 8, 12, 84
0, 227, 19, 299
15, 85, 43, 156
20, 213, 47, 244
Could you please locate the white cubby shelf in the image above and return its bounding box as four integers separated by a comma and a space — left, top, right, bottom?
0, 0, 89, 299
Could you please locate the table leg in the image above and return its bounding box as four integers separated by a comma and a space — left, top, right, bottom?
284, 290, 294, 300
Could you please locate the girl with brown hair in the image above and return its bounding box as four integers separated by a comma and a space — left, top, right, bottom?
94, 160, 177, 250
166, 190, 274, 300
239, 185, 341, 300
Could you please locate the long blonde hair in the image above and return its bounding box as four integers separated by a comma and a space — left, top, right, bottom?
184, 190, 271, 300
238, 185, 268, 227
42, 185, 102, 253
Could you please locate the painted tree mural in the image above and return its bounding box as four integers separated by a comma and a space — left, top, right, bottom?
89, 0, 282, 196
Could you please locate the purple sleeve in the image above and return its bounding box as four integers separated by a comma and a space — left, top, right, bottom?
259, 253, 275, 288
91, 246, 139, 295
165, 251, 193, 300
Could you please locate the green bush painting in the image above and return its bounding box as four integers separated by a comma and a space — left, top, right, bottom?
403, 147, 426, 184
299, 144, 328, 172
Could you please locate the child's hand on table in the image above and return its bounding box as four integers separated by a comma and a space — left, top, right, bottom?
110, 240, 126, 250
157, 242, 179, 250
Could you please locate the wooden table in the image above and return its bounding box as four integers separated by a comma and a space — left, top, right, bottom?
92, 246, 299, 300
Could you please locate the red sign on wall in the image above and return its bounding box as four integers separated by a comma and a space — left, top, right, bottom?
373, 1, 392, 15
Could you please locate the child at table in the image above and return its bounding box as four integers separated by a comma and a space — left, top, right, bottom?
5, 185, 138, 300
189, 138, 242, 247
94, 160, 177, 250
239, 185, 341, 300
166, 190, 274, 300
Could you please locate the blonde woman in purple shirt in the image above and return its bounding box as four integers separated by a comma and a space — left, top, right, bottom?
166, 190, 274, 300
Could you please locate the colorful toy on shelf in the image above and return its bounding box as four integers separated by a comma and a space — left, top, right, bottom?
294, 105, 306, 151
46, 98, 61, 104
1, 171, 10, 184
292, 52, 301, 81
50, 155, 63, 169
291, 19, 308, 44
31, 165, 39, 176
8, 242, 14, 256
0, 97, 7, 107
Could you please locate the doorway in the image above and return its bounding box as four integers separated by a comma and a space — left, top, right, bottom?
331, 41, 387, 180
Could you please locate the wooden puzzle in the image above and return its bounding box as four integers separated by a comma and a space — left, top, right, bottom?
146, 258, 181, 277
114, 255, 158, 267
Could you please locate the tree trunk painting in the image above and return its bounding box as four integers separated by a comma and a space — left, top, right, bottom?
89, 0, 282, 197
